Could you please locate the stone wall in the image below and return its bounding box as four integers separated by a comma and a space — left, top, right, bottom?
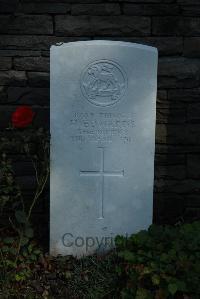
1, 0, 200, 240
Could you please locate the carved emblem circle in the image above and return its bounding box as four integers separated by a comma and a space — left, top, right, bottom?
81, 60, 127, 107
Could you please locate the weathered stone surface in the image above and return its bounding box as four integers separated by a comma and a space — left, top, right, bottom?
17, 2, 70, 13
154, 179, 200, 194
0, 35, 90, 50
94, 37, 183, 56
0, 57, 12, 70
153, 17, 200, 36
123, 4, 180, 15
0, 86, 7, 102
0, 0, 20, 13
155, 154, 185, 165
184, 38, 200, 58
7, 87, 49, 105
27, 72, 50, 87
50, 41, 157, 256
157, 108, 186, 124
158, 58, 200, 88
177, 0, 200, 4
41, 51, 50, 57
0, 50, 41, 57
72, 4, 120, 15
187, 104, 200, 123
184, 194, 200, 208
157, 89, 168, 101
156, 144, 200, 154
187, 124, 200, 144
157, 100, 186, 109
120, 0, 175, 2
155, 165, 186, 180
22, 0, 103, 2
184, 207, 200, 221
156, 124, 187, 144
0, 15, 53, 35
55, 16, 151, 36
0, 71, 27, 86
187, 154, 200, 178
14, 57, 49, 72
156, 90, 169, 108
181, 5, 200, 16
168, 88, 200, 102
155, 124, 200, 145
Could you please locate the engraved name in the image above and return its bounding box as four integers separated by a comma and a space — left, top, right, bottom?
69, 112, 135, 144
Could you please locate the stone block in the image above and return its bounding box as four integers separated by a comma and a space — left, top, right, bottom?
155, 153, 185, 165
0, 50, 41, 57
22, 0, 103, 2
0, 57, 12, 70
119, 0, 175, 2
181, 5, 200, 16
0, 35, 90, 50
0, 86, 7, 103
153, 17, 200, 36
0, 0, 20, 13
27, 72, 50, 87
158, 58, 200, 88
155, 144, 200, 154
14, 57, 49, 72
17, 2, 70, 13
0, 71, 27, 86
154, 179, 200, 194
156, 124, 187, 144
184, 38, 200, 58
155, 165, 186, 180
71, 4, 120, 15
157, 89, 168, 101
168, 88, 200, 102
177, 0, 200, 4
187, 154, 200, 178
7, 86, 49, 106
187, 124, 200, 144
184, 194, 200, 208
0, 15, 53, 35
187, 103, 200, 123
123, 4, 180, 15
55, 16, 151, 36
156, 108, 186, 124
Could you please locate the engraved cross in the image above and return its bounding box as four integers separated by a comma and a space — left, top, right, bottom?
80, 147, 124, 219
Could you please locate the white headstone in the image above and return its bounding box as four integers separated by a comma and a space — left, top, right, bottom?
50, 40, 158, 256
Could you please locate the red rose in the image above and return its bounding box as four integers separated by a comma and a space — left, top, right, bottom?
12, 106, 35, 128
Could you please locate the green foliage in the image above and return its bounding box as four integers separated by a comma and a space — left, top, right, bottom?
0, 126, 50, 294
115, 221, 200, 299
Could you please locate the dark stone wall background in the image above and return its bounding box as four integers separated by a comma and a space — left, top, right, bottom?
1, 0, 200, 243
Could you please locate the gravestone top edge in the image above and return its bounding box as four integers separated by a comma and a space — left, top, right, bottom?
50, 40, 158, 54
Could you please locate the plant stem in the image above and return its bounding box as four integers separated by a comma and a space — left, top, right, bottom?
27, 168, 49, 222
